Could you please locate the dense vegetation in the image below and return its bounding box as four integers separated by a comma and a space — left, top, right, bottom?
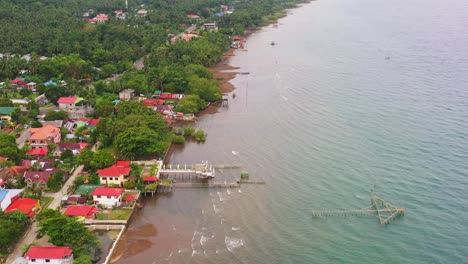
0, 212, 30, 258
37, 209, 98, 258
0, 0, 304, 158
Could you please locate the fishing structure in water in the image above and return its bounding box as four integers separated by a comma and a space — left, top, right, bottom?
312, 194, 405, 225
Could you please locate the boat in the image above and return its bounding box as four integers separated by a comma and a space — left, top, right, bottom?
270, 41, 276, 46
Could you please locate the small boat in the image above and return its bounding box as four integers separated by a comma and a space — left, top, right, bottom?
240, 72, 250, 75
270, 41, 276, 46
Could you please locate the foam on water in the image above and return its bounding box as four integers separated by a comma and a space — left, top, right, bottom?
225, 236, 244, 252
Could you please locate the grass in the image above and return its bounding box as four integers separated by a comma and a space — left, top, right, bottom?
40, 197, 54, 209
96, 209, 132, 220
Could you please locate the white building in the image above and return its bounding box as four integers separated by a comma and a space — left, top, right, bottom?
0, 189, 24, 211
92, 187, 124, 208
23, 246, 73, 264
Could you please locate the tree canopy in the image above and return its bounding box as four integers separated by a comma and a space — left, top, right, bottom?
38, 214, 98, 257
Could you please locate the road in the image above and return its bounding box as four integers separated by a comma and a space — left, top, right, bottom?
47, 165, 84, 210
5, 165, 84, 264
15, 128, 31, 148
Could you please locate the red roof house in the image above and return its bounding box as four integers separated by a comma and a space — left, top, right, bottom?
95, 14, 109, 23
6, 198, 40, 217
143, 99, 165, 107
24, 246, 73, 262
65, 205, 99, 218
115, 160, 131, 167
26, 148, 49, 156
88, 118, 100, 127
97, 161, 131, 186
92, 187, 125, 208
92, 187, 124, 197
57, 97, 79, 104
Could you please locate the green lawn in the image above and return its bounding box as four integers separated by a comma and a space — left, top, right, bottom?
40, 197, 54, 209
96, 209, 132, 220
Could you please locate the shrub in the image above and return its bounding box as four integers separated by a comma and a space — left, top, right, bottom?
123, 181, 135, 189
194, 130, 206, 142
172, 135, 185, 144
183, 127, 195, 137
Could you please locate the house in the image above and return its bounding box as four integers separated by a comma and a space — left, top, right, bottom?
143, 176, 158, 184
6, 198, 40, 217
180, 33, 200, 42
11, 98, 30, 105
97, 161, 131, 186
143, 99, 165, 107
35, 94, 48, 105
26, 148, 49, 157
61, 194, 87, 206
92, 187, 124, 208
53, 142, 88, 157
136, 9, 148, 17
94, 14, 109, 23
23, 246, 73, 264
202, 23, 218, 31
65, 205, 99, 219
24, 169, 58, 188
0, 166, 29, 184
115, 10, 126, 19
119, 89, 135, 101
57, 96, 80, 111
87, 118, 100, 128
10, 78, 29, 89
157, 93, 184, 100
27, 124, 61, 148
27, 82, 36, 91
0, 107, 17, 123
57, 97, 91, 118
0, 189, 24, 211
186, 14, 200, 19
154, 105, 173, 115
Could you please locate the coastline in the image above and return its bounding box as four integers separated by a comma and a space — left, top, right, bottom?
110, 4, 309, 262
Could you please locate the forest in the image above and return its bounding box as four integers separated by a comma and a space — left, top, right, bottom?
0, 0, 304, 159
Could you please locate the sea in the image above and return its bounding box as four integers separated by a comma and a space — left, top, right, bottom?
117, 0, 468, 263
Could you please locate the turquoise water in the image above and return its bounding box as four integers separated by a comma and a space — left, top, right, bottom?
119, 0, 468, 263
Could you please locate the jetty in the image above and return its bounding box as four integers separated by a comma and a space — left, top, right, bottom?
160, 161, 215, 179
312, 194, 405, 225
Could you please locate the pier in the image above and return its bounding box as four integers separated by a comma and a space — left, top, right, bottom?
312, 194, 405, 225
160, 161, 215, 179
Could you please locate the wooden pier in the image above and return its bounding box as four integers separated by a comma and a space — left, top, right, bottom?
312, 194, 405, 225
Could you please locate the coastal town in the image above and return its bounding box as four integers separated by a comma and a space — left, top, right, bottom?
0, 0, 303, 263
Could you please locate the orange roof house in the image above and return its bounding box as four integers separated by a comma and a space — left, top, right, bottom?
27, 124, 61, 149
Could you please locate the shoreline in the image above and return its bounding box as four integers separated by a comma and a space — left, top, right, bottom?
110, 3, 310, 262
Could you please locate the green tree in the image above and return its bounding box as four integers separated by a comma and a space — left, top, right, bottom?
31, 120, 43, 128
187, 76, 222, 102
77, 148, 94, 169
0, 133, 23, 164
35, 209, 61, 222
90, 150, 115, 169
45, 110, 69, 121
60, 149, 74, 161
174, 95, 206, 113
74, 254, 93, 264
38, 215, 98, 256
115, 127, 167, 159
